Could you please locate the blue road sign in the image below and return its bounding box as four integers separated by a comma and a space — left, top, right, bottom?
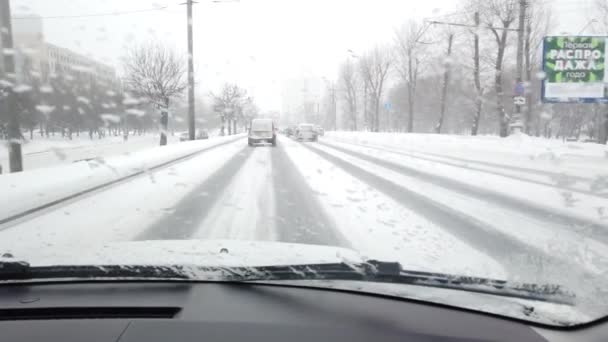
514, 82, 525, 96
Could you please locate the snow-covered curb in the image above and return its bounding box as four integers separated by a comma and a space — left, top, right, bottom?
0, 135, 244, 222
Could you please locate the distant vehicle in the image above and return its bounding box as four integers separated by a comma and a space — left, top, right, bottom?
296, 123, 318, 142
315, 125, 325, 136
197, 130, 209, 140
179, 130, 209, 141
285, 126, 294, 136
249, 118, 276, 147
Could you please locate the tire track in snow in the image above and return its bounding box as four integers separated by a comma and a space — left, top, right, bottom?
271, 139, 350, 248
135, 145, 254, 240
301, 142, 605, 284
318, 140, 608, 242
328, 137, 595, 183
190, 146, 277, 241
325, 138, 605, 198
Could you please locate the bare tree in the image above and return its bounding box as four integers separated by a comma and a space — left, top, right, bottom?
359, 47, 392, 132
595, 0, 608, 33
524, 1, 552, 135
122, 42, 187, 146
211, 83, 247, 135
478, 0, 518, 137
338, 59, 359, 130
394, 20, 427, 132
362, 71, 370, 129
324, 81, 337, 131
241, 96, 259, 129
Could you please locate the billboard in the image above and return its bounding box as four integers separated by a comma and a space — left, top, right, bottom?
542, 36, 608, 103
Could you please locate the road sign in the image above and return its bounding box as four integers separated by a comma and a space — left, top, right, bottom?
542, 36, 608, 103
384, 102, 392, 111
514, 82, 525, 96
514, 96, 526, 105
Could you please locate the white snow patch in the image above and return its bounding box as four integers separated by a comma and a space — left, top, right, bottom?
0, 139, 247, 253
0, 135, 246, 222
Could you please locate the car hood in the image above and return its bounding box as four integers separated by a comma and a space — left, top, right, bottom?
1, 239, 597, 326
7, 239, 364, 267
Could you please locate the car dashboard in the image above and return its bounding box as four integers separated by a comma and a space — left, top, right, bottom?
0, 282, 606, 342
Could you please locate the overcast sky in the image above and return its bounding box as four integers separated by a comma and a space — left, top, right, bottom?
11, 0, 598, 111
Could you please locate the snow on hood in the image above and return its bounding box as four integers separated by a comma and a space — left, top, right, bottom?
267, 280, 594, 327
5, 239, 365, 267
1, 238, 601, 326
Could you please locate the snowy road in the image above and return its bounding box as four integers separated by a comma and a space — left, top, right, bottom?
1, 134, 608, 291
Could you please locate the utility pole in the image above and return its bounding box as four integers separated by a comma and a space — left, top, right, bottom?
186, 0, 196, 140
331, 84, 336, 130
524, 19, 532, 135
436, 32, 454, 134
471, 11, 482, 136
0, 0, 23, 172
512, 0, 527, 133
324, 80, 336, 130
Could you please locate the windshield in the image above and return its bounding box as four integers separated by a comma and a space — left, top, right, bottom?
1, 0, 608, 327
251, 119, 273, 131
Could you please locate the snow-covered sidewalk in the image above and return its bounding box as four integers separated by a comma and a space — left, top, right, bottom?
0, 135, 245, 222
0, 138, 248, 261
0, 134, 181, 172
325, 131, 608, 181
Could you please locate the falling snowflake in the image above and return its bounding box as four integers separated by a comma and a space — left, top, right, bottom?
35, 105, 55, 115
76, 96, 91, 105
13, 84, 32, 93
39, 85, 54, 93
100, 113, 121, 124
126, 109, 146, 117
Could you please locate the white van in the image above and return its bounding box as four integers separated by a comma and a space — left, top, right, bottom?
248, 118, 276, 146
296, 123, 317, 142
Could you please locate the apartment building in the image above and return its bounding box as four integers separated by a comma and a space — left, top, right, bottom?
10, 15, 117, 86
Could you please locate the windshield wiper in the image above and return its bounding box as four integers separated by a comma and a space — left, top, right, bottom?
0, 259, 574, 305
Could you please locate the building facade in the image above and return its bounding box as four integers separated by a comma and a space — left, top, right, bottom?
11, 15, 117, 87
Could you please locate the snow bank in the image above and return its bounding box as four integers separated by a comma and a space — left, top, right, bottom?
326, 131, 608, 179
320, 139, 608, 225
0, 134, 185, 172
0, 140, 247, 252
0, 135, 245, 221
1, 134, 171, 156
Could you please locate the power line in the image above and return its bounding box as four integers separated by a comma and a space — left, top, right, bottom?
12, 6, 169, 20
424, 10, 470, 21
428, 20, 522, 32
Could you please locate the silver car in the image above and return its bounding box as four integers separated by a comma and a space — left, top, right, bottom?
296, 123, 318, 142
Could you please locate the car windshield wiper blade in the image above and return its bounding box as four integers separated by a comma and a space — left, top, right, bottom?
0, 260, 574, 305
